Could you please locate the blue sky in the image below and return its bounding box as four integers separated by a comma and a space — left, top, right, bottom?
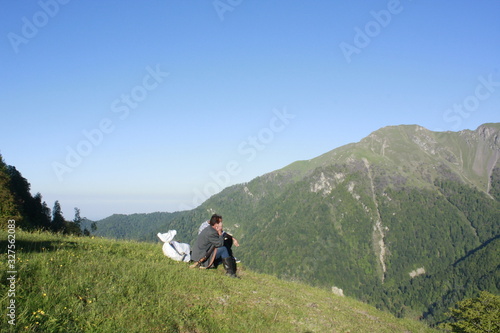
1, 0, 499, 220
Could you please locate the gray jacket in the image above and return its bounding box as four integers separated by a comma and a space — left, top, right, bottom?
191, 225, 224, 265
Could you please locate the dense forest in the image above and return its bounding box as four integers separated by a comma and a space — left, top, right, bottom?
222, 167, 500, 325
372, 174, 500, 324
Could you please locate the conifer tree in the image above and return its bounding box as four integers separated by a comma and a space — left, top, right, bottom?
74, 207, 82, 227
4, 161, 55, 230
51, 200, 66, 232
6, 165, 35, 226
441, 291, 500, 332
66, 207, 83, 236
0, 154, 22, 227
33, 192, 52, 230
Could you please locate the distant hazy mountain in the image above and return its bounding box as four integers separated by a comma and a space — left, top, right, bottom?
94, 123, 500, 324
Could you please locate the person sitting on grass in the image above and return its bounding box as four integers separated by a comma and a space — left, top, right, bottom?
198, 215, 239, 260
190, 214, 238, 278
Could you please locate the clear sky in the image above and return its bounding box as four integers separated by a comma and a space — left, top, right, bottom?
1, 0, 499, 220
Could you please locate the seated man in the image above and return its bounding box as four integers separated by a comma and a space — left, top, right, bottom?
191, 214, 238, 278
198, 216, 239, 259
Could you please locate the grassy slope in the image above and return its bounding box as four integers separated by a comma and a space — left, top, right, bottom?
0, 230, 437, 333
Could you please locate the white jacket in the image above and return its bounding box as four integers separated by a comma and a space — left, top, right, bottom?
157, 230, 191, 262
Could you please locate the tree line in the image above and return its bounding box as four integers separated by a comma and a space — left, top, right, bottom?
0, 153, 95, 235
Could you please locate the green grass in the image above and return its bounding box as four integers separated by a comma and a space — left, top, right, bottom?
1, 230, 438, 332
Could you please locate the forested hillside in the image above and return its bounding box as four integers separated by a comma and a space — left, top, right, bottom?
0, 154, 83, 234
92, 123, 500, 325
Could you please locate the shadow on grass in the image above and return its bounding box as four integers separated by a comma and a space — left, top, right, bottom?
0, 239, 79, 254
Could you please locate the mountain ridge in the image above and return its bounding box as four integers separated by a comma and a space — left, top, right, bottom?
249, 123, 500, 200
93, 123, 500, 325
